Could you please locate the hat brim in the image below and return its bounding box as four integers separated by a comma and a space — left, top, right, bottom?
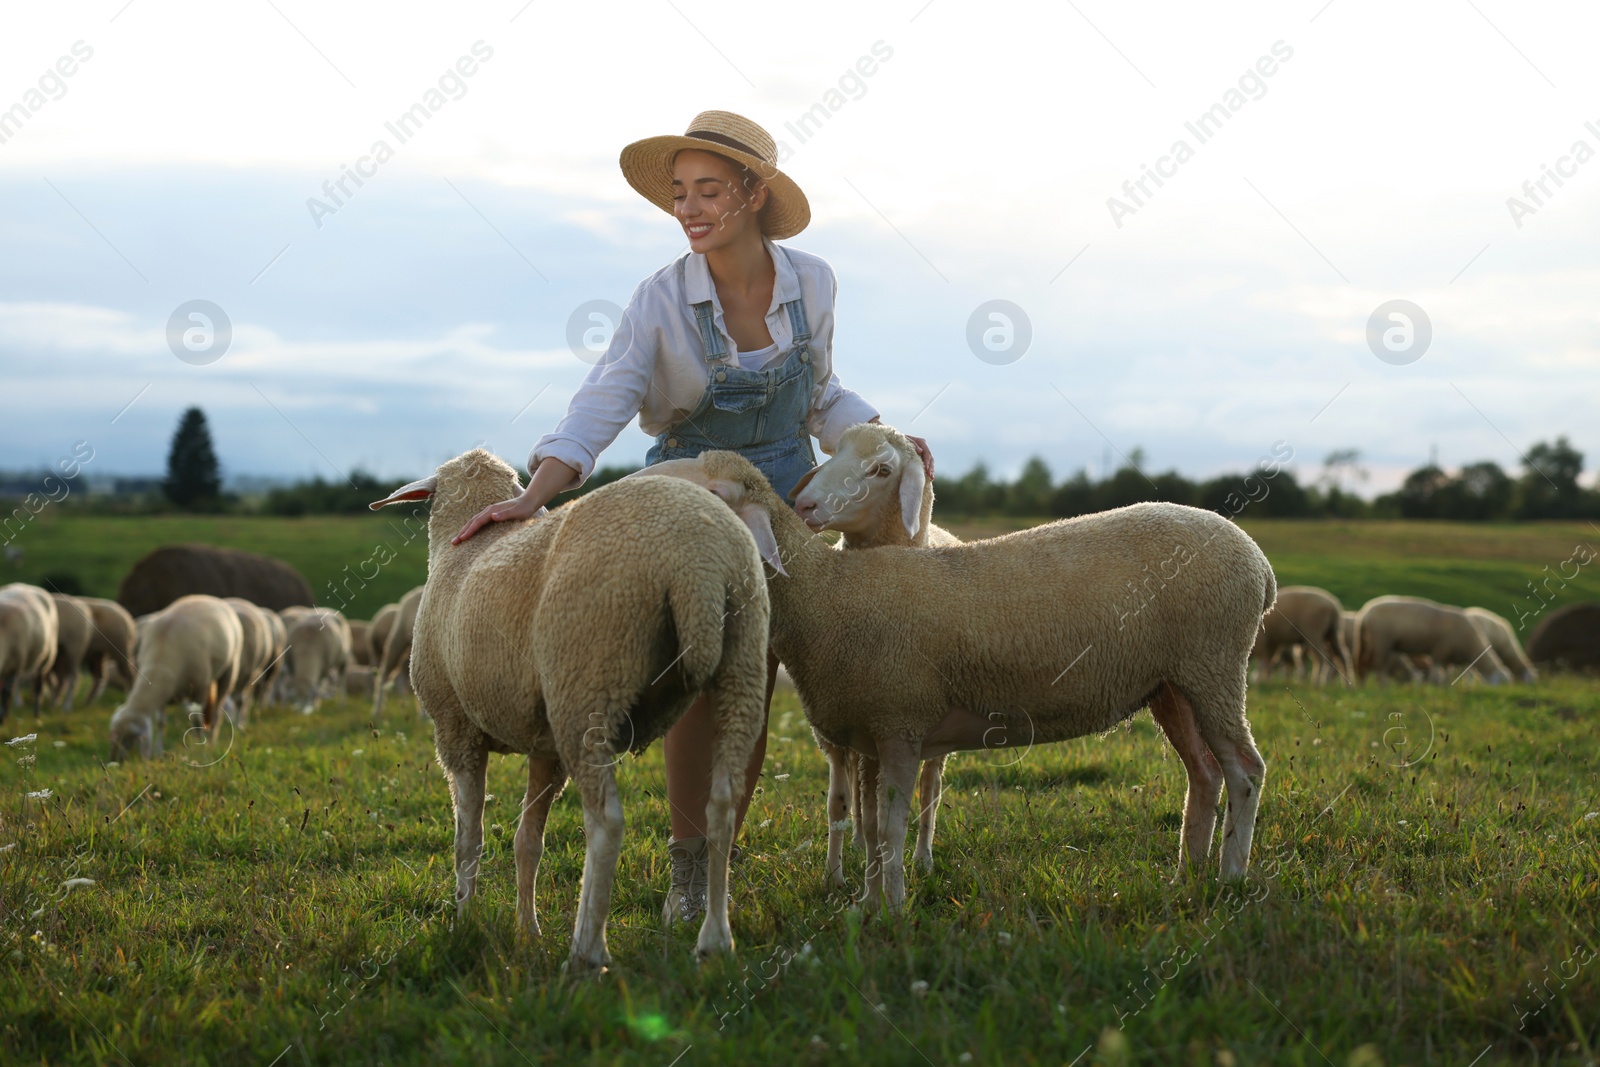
620, 135, 809, 240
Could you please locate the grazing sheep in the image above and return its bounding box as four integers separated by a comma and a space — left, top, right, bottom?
108, 594, 243, 760
371, 449, 770, 970
1464, 607, 1536, 682
1250, 586, 1349, 686
258, 608, 288, 704
788, 422, 959, 883
223, 598, 274, 722
344, 664, 376, 697
1354, 596, 1508, 684
372, 586, 423, 716
348, 619, 374, 667
79, 597, 138, 707
370, 602, 399, 663
47, 593, 94, 709
0, 583, 59, 722
117, 544, 314, 615
282, 608, 351, 712
647, 451, 1274, 910
1526, 602, 1600, 672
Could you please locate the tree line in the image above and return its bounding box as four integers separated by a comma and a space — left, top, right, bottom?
6, 408, 1596, 521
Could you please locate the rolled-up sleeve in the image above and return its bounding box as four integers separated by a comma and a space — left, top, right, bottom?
529, 295, 654, 489
805, 264, 878, 453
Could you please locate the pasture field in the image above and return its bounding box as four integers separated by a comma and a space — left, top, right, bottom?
3, 679, 1598, 1065
7, 513, 1597, 623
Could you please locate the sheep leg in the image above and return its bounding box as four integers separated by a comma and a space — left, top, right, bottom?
857, 755, 883, 909
823, 739, 852, 887
448, 747, 489, 917
873, 738, 921, 910
697, 742, 738, 961
1210, 734, 1266, 880
568, 763, 624, 973
514, 757, 563, 940
1149, 683, 1223, 873
84, 658, 110, 707
911, 756, 945, 872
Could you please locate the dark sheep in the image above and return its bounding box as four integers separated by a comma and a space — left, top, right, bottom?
117, 544, 315, 617
1526, 602, 1600, 671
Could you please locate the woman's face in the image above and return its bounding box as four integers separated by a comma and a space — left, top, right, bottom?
672, 149, 767, 254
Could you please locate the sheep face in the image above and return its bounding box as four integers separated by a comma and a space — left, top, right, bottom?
790, 424, 925, 541
108, 707, 151, 761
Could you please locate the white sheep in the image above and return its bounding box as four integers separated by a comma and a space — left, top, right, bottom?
648, 451, 1274, 910
79, 597, 138, 707
108, 594, 242, 759
258, 608, 288, 705
372, 586, 423, 716
47, 593, 94, 709
223, 598, 274, 723
282, 608, 351, 712
1465, 606, 1537, 682
371, 449, 770, 971
0, 583, 58, 722
1354, 595, 1508, 684
1250, 586, 1349, 685
788, 422, 958, 882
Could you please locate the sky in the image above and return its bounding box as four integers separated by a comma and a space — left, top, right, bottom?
2, 0, 1597, 495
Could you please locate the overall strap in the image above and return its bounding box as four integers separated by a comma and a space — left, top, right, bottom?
678, 253, 726, 364
777, 245, 811, 347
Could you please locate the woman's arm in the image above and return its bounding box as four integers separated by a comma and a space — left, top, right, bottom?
451, 456, 577, 544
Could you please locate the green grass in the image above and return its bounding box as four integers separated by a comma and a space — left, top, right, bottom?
3, 679, 1598, 1065
9, 513, 1599, 625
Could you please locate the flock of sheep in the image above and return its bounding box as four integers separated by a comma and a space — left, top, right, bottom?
0, 421, 1570, 973
0, 578, 427, 758
1251, 586, 1538, 688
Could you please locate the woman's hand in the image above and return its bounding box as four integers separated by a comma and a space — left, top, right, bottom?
452, 495, 546, 544
452, 456, 577, 544
907, 435, 935, 481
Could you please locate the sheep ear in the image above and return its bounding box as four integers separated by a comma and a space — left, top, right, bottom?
369, 476, 437, 510
898, 461, 925, 541
786, 464, 822, 502
733, 501, 788, 577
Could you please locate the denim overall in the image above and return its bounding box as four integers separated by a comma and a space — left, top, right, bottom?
643, 250, 818, 500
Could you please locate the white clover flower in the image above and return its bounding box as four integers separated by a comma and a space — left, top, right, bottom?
910, 980, 930, 998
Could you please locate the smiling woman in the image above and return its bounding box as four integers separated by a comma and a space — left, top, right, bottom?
447, 109, 933, 928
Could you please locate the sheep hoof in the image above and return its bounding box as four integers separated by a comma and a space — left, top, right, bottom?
912, 851, 933, 873
562, 954, 610, 978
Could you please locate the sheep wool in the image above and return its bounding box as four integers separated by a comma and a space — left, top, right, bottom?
108, 594, 243, 760
0, 583, 59, 723
647, 450, 1275, 910
371, 448, 770, 971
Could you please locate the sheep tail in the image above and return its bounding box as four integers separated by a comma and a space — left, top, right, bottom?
665, 580, 733, 692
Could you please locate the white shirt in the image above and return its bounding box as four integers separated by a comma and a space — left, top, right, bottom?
529, 238, 879, 488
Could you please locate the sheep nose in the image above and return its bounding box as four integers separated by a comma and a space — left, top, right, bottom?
794, 498, 818, 521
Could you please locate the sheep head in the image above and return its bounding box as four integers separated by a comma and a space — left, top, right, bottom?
629, 452, 790, 576
370, 449, 525, 543
108, 705, 151, 761
789, 422, 926, 543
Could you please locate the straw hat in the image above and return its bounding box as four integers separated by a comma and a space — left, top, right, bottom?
620, 111, 809, 239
